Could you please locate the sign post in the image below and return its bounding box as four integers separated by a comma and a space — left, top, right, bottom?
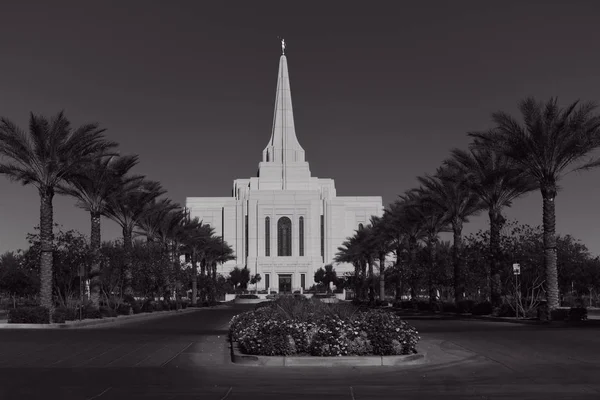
513, 263, 520, 319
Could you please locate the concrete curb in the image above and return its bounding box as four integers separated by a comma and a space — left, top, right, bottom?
230, 341, 425, 367
0, 304, 231, 329
394, 311, 600, 326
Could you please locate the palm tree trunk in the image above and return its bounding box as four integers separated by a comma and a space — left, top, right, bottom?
89, 211, 102, 309
428, 237, 437, 304
542, 186, 559, 310
452, 219, 464, 305
122, 226, 134, 298
361, 260, 368, 300
379, 252, 386, 301
39, 187, 54, 320
368, 258, 375, 302
409, 237, 417, 301
489, 210, 505, 308
191, 251, 198, 305
354, 263, 360, 301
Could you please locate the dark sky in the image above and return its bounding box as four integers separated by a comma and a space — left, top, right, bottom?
2, 0, 600, 257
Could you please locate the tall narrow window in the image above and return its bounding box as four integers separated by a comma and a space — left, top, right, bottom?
245, 215, 248, 258
358, 223, 364, 230
265, 274, 270, 290
265, 217, 270, 257
301, 273, 306, 290
299, 216, 304, 256
320, 215, 324, 261
277, 217, 292, 256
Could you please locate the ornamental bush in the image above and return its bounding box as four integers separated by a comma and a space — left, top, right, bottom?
8, 306, 50, 324
229, 297, 420, 357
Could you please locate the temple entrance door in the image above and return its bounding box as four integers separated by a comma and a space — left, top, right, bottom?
278, 274, 292, 293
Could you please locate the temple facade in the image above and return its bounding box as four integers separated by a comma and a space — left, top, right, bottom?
186, 51, 383, 293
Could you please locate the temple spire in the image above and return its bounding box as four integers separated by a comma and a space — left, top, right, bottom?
262, 43, 305, 166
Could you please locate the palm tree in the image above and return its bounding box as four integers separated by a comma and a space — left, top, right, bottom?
57, 154, 140, 309
198, 234, 235, 302
444, 147, 537, 308
386, 193, 427, 300
469, 97, 600, 310
103, 179, 165, 298
335, 232, 367, 301
180, 219, 213, 305
0, 111, 117, 313
409, 193, 452, 303
418, 167, 485, 304
368, 214, 396, 301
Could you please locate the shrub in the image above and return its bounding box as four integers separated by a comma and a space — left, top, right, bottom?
568, 307, 587, 321
52, 306, 77, 323
551, 308, 570, 321
472, 301, 493, 316
130, 301, 142, 314
181, 302, 188, 309
237, 294, 259, 299
116, 303, 132, 315
82, 305, 102, 319
100, 306, 118, 318
9, 306, 50, 324
230, 297, 420, 357
441, 302, 457, 313
496, 302, 516, 317
456, 299, 475, 314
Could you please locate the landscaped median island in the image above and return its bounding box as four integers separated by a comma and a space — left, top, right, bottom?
228, 296, 423, 366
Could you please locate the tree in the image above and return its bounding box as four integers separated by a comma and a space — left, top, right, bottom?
314, 264, 338, 292
368, 215, 396, 301
470, 97, 600, 310
444, 147, 537, 307
408, 194, 452, 303
229, 266, 250, 290
57, 154, 140, 309
0, 252, 37, 308
0, 111, 117, 314
21, 226, 93, 308
417, 167, 485, 304
103, 179, 165, 298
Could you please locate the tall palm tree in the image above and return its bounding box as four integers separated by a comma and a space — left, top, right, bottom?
135, 198, 179, 243
469, 97, 600, 310
368, 214, 396, 301
180, 219, 214, 305
103, 179, 165, 298
335, 231, 367, 301
199, 234, 234, 302
409, 193, 452, 303
418, 167, 485, 304
57, 154, 141, 309
444, 147, 537, 307
0, 111, 117, 313
386, 193, 427, 300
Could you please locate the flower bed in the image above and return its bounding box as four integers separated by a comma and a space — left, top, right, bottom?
229, 296, 420, 357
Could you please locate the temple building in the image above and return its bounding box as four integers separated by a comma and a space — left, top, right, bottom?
186, 47, 383, 293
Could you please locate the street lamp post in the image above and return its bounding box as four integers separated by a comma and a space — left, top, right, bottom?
513, 263, 520, 319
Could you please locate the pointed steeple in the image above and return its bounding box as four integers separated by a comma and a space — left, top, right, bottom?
262, 53, 305, 165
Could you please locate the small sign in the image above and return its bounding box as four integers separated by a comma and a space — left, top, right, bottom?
512, 263, 521, 275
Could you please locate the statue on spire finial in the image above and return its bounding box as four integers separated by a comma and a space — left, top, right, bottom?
281, 38, 286, 55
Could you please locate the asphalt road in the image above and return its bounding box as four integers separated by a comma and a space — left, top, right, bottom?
0, 304, 599, 399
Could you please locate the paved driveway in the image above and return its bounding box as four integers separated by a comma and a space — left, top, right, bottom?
1, 305, 599, 399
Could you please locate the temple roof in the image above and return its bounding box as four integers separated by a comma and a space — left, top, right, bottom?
262, 54, 306, 164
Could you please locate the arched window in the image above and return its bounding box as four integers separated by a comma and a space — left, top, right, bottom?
299, 216, 304, 256
265, 217, 271, 257
278, 217, 292, 257
358, 223, 364, 230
